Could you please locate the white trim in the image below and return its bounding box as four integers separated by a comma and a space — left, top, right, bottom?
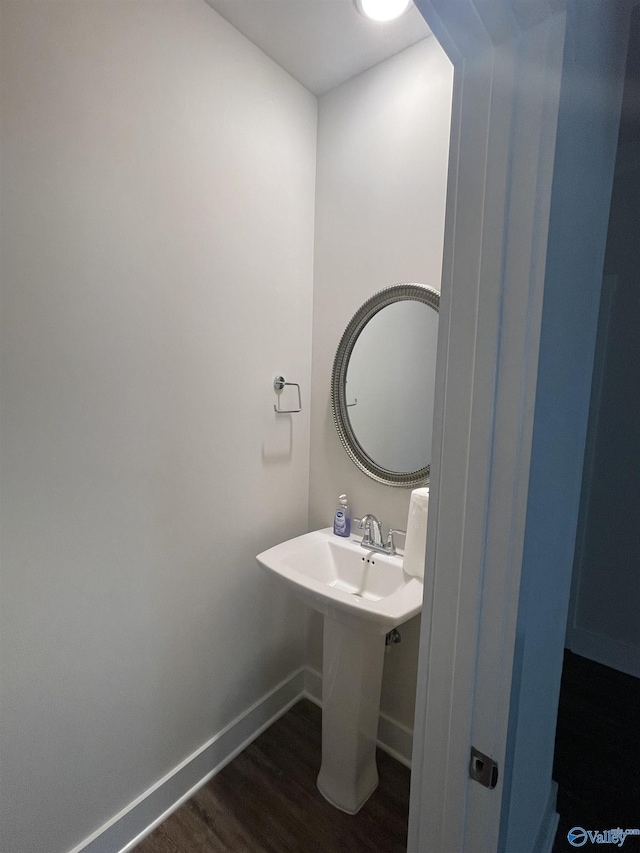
69, 665, 413, 853
533, 783, 559, 853
70, 668, 306, 853
302, 664, 323, 705
465, 13, 567, 851
303, 666, 414, 768
566, 629, 640, 681
408, 2, 568, 851
408, 1, 634, 848
376, 713, 414, 769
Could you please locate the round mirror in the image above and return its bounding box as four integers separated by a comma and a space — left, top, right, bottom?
330, 283, 439, 487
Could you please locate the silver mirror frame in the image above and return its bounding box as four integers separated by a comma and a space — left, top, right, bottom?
330, 282, 440, 488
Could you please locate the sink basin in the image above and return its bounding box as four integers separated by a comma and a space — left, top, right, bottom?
257, 527, 424, 815
256, 527, 422, 630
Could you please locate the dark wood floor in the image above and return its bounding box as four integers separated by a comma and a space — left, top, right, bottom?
552, 651, 640, 851
137, 651, 640, 853
135, 699, 410, 853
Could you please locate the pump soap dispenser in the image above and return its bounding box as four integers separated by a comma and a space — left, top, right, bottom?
333, 494, 351, 538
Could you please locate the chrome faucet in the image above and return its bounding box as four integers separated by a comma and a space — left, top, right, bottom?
356, 515, 406, 556
359, 514, 384, 549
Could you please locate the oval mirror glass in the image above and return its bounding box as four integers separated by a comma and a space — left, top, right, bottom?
331, 283, 439, 487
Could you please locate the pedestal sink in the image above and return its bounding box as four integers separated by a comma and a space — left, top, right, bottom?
256, 528, 423, 814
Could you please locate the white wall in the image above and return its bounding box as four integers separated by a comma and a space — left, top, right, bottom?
0, 3, 316, 852
309, 38, 453, 729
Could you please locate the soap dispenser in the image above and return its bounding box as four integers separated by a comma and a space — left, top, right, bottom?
333, 494, 351, 537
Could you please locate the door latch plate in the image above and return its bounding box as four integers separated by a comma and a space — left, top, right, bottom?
469, 746, 499, 789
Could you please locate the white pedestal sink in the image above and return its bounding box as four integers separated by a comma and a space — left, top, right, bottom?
256, 528, 423, 814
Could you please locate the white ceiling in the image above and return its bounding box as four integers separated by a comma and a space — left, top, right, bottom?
204, 0, 432, 95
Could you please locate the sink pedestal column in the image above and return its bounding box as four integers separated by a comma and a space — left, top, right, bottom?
316, 613, 386, 814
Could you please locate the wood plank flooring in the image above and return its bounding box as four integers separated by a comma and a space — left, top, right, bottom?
135, 699, 410, 853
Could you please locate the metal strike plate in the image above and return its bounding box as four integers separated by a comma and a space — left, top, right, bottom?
469, 746, 499, 789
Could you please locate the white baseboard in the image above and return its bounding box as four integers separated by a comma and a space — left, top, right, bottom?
70, 664, 413, 853
566, 627, 640, 679
303, 667, 413, 768
70, 667, 307, 853
534, 782, 559, 853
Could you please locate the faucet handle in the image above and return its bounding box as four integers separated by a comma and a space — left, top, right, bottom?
386, 528, 406, 556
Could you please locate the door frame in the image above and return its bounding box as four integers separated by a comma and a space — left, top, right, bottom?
406, 1, 629, 849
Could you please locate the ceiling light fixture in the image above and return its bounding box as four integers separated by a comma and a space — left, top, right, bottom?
356, 0, 412, 22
